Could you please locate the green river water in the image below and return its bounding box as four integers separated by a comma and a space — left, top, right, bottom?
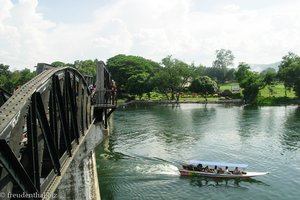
96, 104, 300, 200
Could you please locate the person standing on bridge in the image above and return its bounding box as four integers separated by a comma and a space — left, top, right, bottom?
111, 80, 116, 104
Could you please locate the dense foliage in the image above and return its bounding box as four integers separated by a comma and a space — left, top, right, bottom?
51, 60, 98, 76
0, 64, 35, 93
189, 76, 218, 101
235, 63, 264, 104
1, 50, 300, 105
277, 52, 300, 98
212, 49, 235, 83
153, 56, 192, 100
106, 54, 159, 90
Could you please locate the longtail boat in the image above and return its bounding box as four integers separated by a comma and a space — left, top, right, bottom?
179, 160, 269, 178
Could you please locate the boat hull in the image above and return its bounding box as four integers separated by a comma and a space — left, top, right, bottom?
179, 169, 268, 178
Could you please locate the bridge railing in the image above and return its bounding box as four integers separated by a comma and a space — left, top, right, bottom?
93, 62, 117, 128
94, 62, 117, 107
93, 89, 117, 107
0, 65, 93, 198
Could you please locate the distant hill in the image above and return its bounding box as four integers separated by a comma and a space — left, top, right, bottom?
249, 61, 281, 72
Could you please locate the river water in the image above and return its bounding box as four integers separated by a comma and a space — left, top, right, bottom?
96, 104, 300, 200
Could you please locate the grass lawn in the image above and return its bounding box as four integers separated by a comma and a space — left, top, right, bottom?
219, 82, 240, 91
219, 82, 296, 98
120, 82, 297, 105
257, 83, 297, 105
259, 84, 295, 98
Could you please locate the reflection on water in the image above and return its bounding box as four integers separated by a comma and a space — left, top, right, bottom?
185, 176, 268, 189
281, 107, 300, 151
190, 105, 216, 126
237, 107, 261, 139
97, 104, 300, 200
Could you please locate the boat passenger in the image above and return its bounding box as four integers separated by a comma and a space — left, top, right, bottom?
233, 167, 240, 174
197, 164, 203, 171
187, 165, 193, 170
193, 165, 198, 171
218, 167, 224, 174
224, 166, 231, 174
203, 166, 209, 172
214, 165, 218, 173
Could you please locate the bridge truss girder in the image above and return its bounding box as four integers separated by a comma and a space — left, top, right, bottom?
0, 67, 92, 199
0, 89, 11, 107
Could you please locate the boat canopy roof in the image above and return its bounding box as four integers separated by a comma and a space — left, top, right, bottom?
188, 160, 248, 168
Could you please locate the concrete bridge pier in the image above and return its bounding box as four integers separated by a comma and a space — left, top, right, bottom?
51, 123, 105, 200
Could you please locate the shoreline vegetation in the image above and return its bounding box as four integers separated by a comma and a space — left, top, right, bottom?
117, 97, 300, 107
106, 52, 300, 107
117, 82, 299, 107
2, 52, 300, 107
118, 99, 243, 107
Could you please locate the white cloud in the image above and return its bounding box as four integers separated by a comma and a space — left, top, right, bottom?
0, 0, 55, 69
223, 4, 240, 12
1, 0, 300, 70
0, 0, 13, 21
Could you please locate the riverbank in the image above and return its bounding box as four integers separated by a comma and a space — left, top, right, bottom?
117, 97, 300, 107
117, 99, 243, 107
256, 96, 300, 106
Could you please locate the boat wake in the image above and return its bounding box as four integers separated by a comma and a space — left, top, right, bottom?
135, 163, 180, 176
113, 152, 181, 176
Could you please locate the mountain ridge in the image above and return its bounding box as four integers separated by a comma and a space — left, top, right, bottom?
249, 61, 281, 72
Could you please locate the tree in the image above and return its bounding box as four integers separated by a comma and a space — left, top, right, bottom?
260, 67, 276, 76
277, 52, 300, 97
74, 59, 97, 76
51, 61, 66, 67
212, 49, 235, 83
152, 69, 171, 100
235, 63, 263, 104
192, 64, 206, 79
0, 64, 10, 74
235, 62, 251, 83
225, 68, 236, 82
0, 64, 36, 93
262, 70, 277, 97
202, 67, 223, 83
189, 76, 218, 101
153, 56, 192, 100
0, 64, 12, 92
125, 73, 153, 99
106, 54, 160, 92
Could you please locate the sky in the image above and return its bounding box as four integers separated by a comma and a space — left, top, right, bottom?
1, 0, 300, 71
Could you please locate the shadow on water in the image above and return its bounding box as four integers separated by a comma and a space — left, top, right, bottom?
243, 104, 260, 110
141, 105, 201, 145
281, 106, 300, 151
190, 104, 216, 124
237, 105, 262, 140
182, 176, 269, 189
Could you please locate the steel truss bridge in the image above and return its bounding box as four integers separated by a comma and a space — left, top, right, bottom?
0, 62, 116, 199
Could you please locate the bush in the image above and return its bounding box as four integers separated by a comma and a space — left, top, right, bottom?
221, 89, 232, 97
231, 92, 242, 99
256, 96, 300, 106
